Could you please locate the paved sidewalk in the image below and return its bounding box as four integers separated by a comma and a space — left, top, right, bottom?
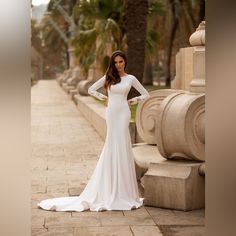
31, 80, 205, 236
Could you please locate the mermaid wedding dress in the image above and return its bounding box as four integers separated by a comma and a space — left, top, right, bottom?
38, 74, 150, 211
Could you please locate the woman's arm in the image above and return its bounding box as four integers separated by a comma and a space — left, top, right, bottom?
128, 76, 150, 105
88, 76, 108, 101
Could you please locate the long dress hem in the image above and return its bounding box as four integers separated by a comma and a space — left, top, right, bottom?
38, 197, 144, 212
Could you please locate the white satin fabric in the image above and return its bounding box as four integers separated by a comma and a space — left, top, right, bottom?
38, 74, 150, 211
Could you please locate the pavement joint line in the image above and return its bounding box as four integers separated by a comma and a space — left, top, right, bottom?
144, 206, 159, 226
129, 225, 135, 236
43, 218, 48, 230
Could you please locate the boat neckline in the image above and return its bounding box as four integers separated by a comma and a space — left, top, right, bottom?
120, 74, 129, 78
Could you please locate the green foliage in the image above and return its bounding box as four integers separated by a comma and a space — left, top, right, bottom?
148, 0, 165, 16
71, 0, 125, 75
40, 1, 69, 54
130, 104, 138, 122
146, 29, 159, 58
31, 19, 42, 51
41, 20, 67, 53
144, 84, 168, 92
79, 52, 96, 72
145, 1, 166, 60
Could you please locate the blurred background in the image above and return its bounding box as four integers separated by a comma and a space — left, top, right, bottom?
31, 0, 205, 87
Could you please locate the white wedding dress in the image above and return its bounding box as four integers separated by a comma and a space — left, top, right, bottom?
38, 74, 150, 211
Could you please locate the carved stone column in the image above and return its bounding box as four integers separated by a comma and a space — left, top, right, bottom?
189, 21, 205, 93
135, 21, 206, 211
171, 21, 205, 93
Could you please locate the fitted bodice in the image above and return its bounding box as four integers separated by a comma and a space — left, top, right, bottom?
108, 76, 131, 97
88, 74, 150, 106
107, 76, 132, 107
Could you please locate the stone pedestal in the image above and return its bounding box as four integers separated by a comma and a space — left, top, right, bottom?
171, 21, 205, 93
144, 161, 205, 211
171, 46, 205, 93
78, 67, 102, 96
133, 143, 166, 181
57, 70, 68, 85
171, 47, 194, 91
66, 66, 82, 87
189, 46, 205, 93
59, 69, 73, 86
68, 46, 76, 69
78, 80, 95, 96
62, 84, 74, 93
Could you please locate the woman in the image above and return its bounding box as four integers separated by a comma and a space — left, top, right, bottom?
38, 50, 150, 211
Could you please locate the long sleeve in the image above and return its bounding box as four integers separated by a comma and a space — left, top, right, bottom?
129, 76, 150, 105
88, 76, 108, 101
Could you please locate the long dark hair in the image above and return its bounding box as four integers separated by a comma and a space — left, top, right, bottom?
104, 50, 127, 90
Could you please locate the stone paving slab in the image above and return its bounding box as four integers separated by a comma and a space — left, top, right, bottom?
45, 215, 101, 228
159, 226, 205, 236
99, 213, 156, 226
74, 226, 133, 236
32, 227, 74, 236
31, 80, 205, 236
146, 207, 205, 226
131, 226, 163, 236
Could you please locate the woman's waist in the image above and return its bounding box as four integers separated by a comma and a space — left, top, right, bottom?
107, 100, 129, 109
108, 96, 128, 102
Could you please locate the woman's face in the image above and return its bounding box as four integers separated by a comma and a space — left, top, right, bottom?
114, 55, 126, 73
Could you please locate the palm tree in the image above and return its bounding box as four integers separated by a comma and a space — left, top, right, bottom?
143, 29, 159, 85
124, 0, 149, 84
143, 0, 165, 85
164, 0, 179, 87
124, 0, 148, 99
71, 0, 125, 76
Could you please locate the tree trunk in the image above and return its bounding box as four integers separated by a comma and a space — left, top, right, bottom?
68, 0, 77, 15
125, 0, 148, 99
143, 57, 153, 85
199, 0, 205, 22
165, 0, 179, 87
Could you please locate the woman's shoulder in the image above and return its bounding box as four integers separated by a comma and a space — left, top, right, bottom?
127, 74, 138, 81
99, 75, 106, 81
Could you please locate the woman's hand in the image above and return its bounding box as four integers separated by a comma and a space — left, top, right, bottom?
127, 100, 133, 108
